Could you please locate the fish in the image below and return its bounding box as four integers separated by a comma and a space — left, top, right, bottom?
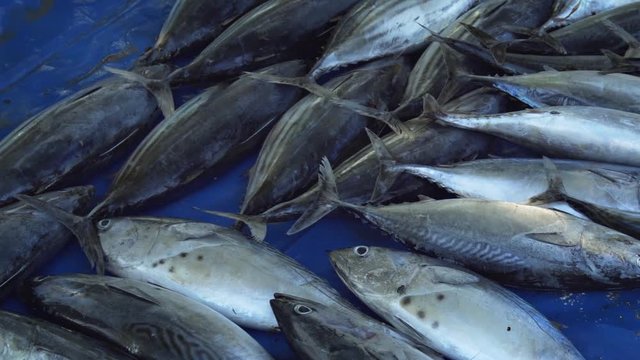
240, 58, 410, 215
541, 0, 639, 32
91, 60, 306, 216
423, 95, 640, 167
270, 293, 443, 360
371, 155, 640, 217
254, 87, 506, 223
11, 195, 352, 332
137, 0, 267, 65
26, 274, 273, 360
329, 246, 585, 360
509, 3, 640, 55
0, 310, 135, 359
400, 0, 554, 116
455, 70, 640, 113
167, 0, 360, 84
289, 157, 640, 290
0, 64, 171, 208
430, 24, 637, 75
310, 0, 480, 78
534, 159, 640, 240
0, 186, 94, 299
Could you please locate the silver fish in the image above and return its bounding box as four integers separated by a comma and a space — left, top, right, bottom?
0, 186, 94, 299
27, 274, 273, 360
0, 310, 135, 359
542, 0, 639, 31
290, 158, 640, 290
330, 246, 585, 360
12, 195, 351, 332
425, 97, 640, 167
459, 70, 640, 114
311, 0, 479, 78
270, 293, 443, 360
372, 156, 640, 216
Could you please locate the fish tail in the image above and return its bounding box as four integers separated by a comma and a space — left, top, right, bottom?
437, 44, 479, 104
527, 157, 568, 205
196, 209, 267, 242
460, 23, 508, 64
244, 72, 408, 136
421, 94, 447, 123
287, 157, 353, 235
365, 128, 401, 203
13, 194, 105, 275
503, 25, 567, 55
104, 66, 175, 118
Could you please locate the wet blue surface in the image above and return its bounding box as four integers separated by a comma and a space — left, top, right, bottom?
0, 1, 639, 359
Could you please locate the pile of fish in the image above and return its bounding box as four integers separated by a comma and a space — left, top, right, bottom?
2, 0, 640, 358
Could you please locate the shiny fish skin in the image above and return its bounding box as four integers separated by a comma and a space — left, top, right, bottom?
462, 70, 640, 114
138, 0, 266, 65
241, 58, 409, 215
330, 247, 585, 360
168, 0, 359, 83
311, 0, 478, 78
0, 186, 94, 299
383, 158, 640, 215
259, 88, 507, 222
270, 294, 442, 360
0, 65, 170, 207
292, 160, 640, 290
565, 198, 640, 239
92, 61, 306, 216
27, 274, 273, 360
97, 217, 350, 331
400, 0, 554, 115
511, 3, 640, 55
431, 104, 640, 167
541, 0, 639, 31
0, 310, 135, 359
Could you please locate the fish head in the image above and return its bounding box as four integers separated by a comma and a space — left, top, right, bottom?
270, 294, 327, 339
329, 246, 418, 298
22, 274, 99, 318
96, 217, 159, 268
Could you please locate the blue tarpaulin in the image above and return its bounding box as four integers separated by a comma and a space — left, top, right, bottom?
0, 1, 639, 359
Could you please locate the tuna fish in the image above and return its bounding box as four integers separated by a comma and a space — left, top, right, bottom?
0, 186, 94, 299
0, 310, 134, 359
310, 0, 480, 78
137, 0, 267, 65
270, 293, 442, 360
26, 274, 273, 360
0, 65, 170, 208
167, 0, 360, 84
240, 58, 409, 215
330, 246, 585, 360
289, 157, 640, 290
92, 61, 306, 216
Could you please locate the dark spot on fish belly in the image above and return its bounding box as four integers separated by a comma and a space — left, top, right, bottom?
401, 296, 411, 305
437, 294, 445, 301
197, 255, 203, 261
159, 259, 165, 265
417, 310, 426, 319
180, 252, 188, 258
169, 266, 175, 273
507, 326, 511, 332
397, 285, 406, 294
550, 111, 560, 115
432, 321, 439, 329
152, 262, 158, 268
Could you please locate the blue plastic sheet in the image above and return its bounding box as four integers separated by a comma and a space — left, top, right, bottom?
1, 1, 639, 359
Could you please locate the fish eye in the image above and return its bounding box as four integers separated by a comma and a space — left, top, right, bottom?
294, 304, 312, 315
97, 219, 112, 230
354, 246, 369, 257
